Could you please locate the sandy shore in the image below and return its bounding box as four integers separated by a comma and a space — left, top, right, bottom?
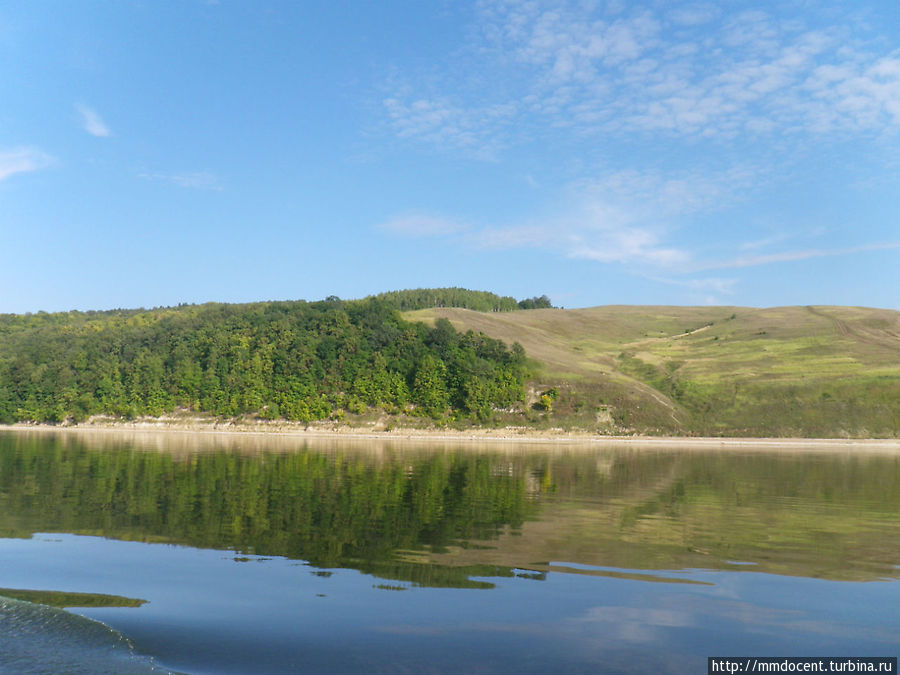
1, 419, 898, 452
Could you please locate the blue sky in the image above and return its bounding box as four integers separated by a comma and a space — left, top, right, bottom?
1, 0, 898, 313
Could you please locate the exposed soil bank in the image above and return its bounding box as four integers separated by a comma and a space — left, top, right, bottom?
2, 420, 898, 453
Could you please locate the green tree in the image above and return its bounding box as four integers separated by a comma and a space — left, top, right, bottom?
412, 355, 450, 417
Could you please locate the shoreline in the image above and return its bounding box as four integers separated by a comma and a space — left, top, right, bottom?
2, 421, 899, 452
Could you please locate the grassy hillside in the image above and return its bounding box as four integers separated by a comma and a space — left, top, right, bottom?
405, 305, 900, 438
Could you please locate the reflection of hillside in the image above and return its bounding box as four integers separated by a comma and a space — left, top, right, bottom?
427, 451, 900, 582
0, 432, 540, 589
1, 432, 898, 586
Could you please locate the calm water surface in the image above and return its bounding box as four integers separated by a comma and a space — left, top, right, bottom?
0, 431, 898, 674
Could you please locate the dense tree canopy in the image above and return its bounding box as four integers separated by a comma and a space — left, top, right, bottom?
517, 295, 554, 310
372, 288, 553, 312
0, 298, 528, 424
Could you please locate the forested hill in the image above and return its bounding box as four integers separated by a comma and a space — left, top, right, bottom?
0, 298, 527, 425
372, 288, 553, 312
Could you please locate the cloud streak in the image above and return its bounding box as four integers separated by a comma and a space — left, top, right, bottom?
381, 169, 708, 269
492, 166, 754, 268
0, 147, 55, 182
75, 104, 112, 137
378, 162, 898, 288
699, 241, 900, 271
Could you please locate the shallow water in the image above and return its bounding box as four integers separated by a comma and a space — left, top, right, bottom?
0, 431, 898, 673
0, 594, 167, 674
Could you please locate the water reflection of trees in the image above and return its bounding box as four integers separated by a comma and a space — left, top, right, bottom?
0, 432, 538, 588
1, 432, 898, 586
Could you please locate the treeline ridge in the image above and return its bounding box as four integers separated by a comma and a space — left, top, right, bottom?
0, 297, 528, 424
371, 288, 553, 312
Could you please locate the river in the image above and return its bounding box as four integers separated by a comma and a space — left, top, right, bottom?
0, 430, 898, 674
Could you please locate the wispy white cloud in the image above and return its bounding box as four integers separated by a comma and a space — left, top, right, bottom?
566, 228, 689, 267
383, 93, 516, 159
382, 168, 724, 269
470, 206, 689, 269
378, 160, 897, 290
384, 207, 688, 269
375, 2, 898, 303
699, 241, 900, 271
383, 2, 900, 150
575, 166, 755, 218
798, 51, 900, 132
139, 171, 222, 191
75, 103, 111, 137
0, 147, 55, 182
534, 166, 759, 267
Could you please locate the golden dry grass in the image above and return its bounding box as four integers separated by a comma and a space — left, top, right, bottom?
406, 305, 900, 437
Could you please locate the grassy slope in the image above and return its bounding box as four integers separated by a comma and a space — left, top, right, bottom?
405, 305, 900, 437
